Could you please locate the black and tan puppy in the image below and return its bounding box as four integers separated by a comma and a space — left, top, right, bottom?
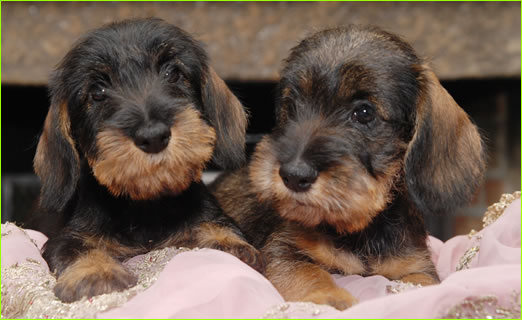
32, 18, 262, 302
211, 25, 485, 310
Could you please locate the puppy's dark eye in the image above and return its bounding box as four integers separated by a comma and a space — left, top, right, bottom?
351, 102, 376, 124
91, 86, 107, 102
164, 65, 181, 83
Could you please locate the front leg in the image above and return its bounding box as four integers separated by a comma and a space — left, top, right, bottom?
263, 236, 358, 311
43, 232, 137, 302
266, 259, 358, 311
192, 221, 265, 274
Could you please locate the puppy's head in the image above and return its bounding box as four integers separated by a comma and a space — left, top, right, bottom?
250, 26, 485, 233
34, 18, 247, 212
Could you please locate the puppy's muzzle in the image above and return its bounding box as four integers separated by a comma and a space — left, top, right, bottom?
279, 159, 318, 193
133, 122, 171, 154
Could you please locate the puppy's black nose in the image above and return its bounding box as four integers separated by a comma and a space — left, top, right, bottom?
134, 123, 171, 154
279, 160, 318, 193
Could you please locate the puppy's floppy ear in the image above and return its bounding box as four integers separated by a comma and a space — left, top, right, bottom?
34, 98, 80, 213
404, 65, 485, 215
201, 66, 248, 169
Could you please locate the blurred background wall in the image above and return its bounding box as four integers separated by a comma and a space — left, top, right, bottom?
2, 1, 520, 239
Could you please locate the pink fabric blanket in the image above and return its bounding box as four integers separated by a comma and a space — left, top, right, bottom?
2, 193, 520, 318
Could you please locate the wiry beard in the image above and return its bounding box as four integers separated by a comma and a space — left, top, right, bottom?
249, 136, 401, 233
89, 107, 216, 200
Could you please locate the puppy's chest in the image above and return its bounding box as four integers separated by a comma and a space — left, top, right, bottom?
91, 200, 195, 247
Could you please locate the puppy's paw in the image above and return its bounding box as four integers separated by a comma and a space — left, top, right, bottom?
210, 239, 266, 274
53, 250, 137, 303
195, 222, 266, 274
302, 287, 358, 311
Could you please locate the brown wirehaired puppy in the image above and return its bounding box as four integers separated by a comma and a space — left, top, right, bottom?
211, 25, 485, 310
32, 18, 262, 303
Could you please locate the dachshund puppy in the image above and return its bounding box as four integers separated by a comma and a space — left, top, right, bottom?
211, 25, 485, 310
32, 18, 262, 303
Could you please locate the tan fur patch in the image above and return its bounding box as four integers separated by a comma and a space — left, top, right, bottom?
369, 250, 438, 284
90, 107, 216, 200
301, 286, 358, 311
59, 250, 124, 280
54, 249, 137, 302
249, 136, 401, 233
83, 235, 147, 259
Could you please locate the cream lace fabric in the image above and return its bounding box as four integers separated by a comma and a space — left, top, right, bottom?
1, 246, 187, 318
